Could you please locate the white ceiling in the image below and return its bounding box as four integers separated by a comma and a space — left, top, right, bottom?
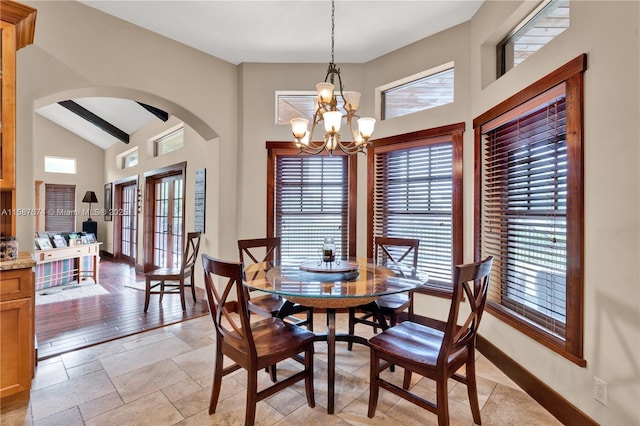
38, 1, 485, 150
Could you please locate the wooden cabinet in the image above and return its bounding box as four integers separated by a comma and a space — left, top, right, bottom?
0, 257, 35, 409
0, 0, 37, 411
0, 1, 36, 238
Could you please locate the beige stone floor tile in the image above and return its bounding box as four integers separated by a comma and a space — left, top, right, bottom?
84, 391, 184, 426
33, 406, 83, 426
31, 360, 68, 391
78, 391, 124, 421
110, 358, 191, 403
474, 354, 520, 390
161, 377, 205, 403
171, 344, 216, 380
272, 404, 352, 426
122, 329, 176, 350
191, 389, 285, 426
8, 315, 562, 426
263, 387, 308, 417
60, 339, 127, 370
30, 370, 116, 421
66, 360, 103, 379
480, 383, 562, 425
99, 337, 192, 377
172, 387, 213, 419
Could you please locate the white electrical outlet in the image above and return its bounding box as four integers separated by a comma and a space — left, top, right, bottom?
594, 376, 608, 406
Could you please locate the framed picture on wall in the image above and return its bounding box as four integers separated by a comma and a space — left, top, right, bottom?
104, 182, 113, 221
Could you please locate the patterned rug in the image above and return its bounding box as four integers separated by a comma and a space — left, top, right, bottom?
35, 283, 109, 306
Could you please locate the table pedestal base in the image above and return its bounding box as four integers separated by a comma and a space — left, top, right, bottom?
279, 301, 388, 414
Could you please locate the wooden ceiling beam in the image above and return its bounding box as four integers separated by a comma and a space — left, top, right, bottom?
58, 100, 130, 144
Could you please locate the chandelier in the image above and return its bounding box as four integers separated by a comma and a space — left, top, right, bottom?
290, 1, 375, 155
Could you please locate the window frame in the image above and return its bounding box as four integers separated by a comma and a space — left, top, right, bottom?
473, 54, 586, 366
367, 124, 464, 297
266, 142, 357, 259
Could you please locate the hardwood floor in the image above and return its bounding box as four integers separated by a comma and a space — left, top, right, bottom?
35, 258, 209, 361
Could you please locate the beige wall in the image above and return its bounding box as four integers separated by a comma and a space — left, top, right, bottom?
18, 0, 238, 265
33, 115, 105, 239
469, 2, 639, 424
13, 1, 639, 424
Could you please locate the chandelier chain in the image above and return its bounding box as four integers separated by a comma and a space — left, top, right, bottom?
331, 0, 335, 64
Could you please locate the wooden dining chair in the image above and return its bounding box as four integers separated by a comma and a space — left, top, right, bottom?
144, 232, 201, 312
202, 254, 315, 426
238, 237, 313, 331
347, 237, 419, 350
367, 256, 494, 426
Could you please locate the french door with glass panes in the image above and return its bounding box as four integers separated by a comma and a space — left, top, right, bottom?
115, 181, 137, 264
153, 174, 184, 269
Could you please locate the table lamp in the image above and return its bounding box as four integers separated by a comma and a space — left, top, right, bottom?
82, 191, 98, 221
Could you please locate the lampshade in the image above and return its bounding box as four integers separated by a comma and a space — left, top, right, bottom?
323, 111, 342, 133
82, 191, 98, 204
316, 82, 335, 104
357, 117, 376, 139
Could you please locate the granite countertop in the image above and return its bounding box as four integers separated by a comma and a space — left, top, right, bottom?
0, 251, 36, 271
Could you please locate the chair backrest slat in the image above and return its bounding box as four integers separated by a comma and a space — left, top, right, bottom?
439, 256, 493, 365
238, 237, 281, 283
202, 254, 255, 352
181, 232, 202, 274
374, 237, 420, 273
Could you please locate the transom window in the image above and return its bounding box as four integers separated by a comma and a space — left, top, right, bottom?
276, 91, 350, 125
379, 63, 454, 120
122, 150, 138, 168
498, 0, 570, 75
44, 156, 76, 174
154, 126, 184, 157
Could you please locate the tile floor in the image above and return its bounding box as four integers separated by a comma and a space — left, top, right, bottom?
2, 314, 561, 425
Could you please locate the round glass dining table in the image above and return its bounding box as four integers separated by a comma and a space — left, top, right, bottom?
244, 257, 428, 414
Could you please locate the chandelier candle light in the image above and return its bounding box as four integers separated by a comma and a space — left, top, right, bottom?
290, 0, 375, 155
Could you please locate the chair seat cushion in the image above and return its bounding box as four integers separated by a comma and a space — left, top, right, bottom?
251, 318, 315, 365
369, 321, 464, 367
376, 293, 410, 312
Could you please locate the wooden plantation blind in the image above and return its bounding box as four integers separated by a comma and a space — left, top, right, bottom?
275, 155, 349, 265
45, 184, 76, 232
481, 90, 568, 338
373, 142, 453, 285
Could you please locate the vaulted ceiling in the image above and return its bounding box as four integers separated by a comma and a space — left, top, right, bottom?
37, 1, 484, 150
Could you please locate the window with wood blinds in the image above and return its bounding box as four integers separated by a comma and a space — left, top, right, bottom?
474, 55, 586, 365
368, 125, 464, 295
45, 184, 76, 233
272, 152, 352, 265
